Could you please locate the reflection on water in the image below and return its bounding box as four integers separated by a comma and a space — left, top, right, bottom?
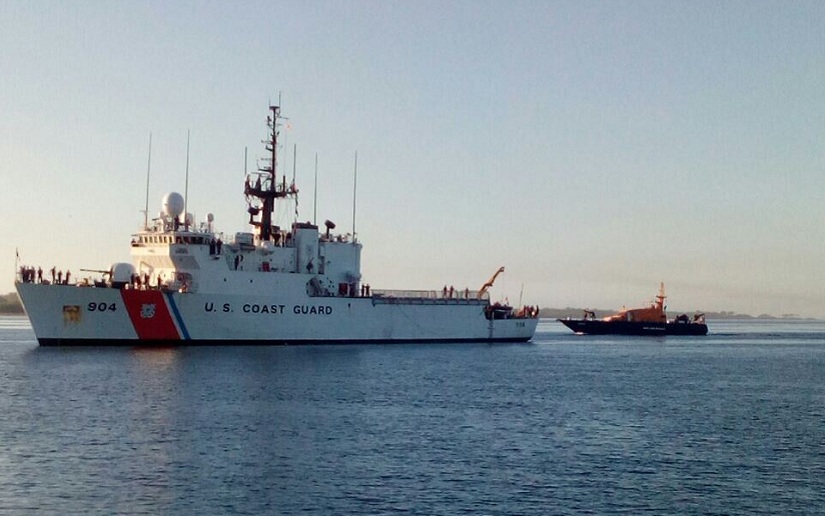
131, 346, 180, 371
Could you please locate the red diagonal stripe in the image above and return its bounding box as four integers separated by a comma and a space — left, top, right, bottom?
120, 290, 180, 340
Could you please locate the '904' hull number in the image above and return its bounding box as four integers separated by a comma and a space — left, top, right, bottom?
87, 302, 117, 312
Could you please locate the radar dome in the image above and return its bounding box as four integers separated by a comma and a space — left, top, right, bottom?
206, 213, 214, 223
162, 192, 185, 218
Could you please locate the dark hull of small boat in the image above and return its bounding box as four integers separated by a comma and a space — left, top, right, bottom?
558, 319, 708, 336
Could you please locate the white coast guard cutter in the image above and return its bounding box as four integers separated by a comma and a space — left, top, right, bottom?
15, 106, 539, 346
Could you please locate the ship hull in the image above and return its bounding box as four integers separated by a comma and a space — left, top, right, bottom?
16, 283, 538, 346
558, 318, 708, 336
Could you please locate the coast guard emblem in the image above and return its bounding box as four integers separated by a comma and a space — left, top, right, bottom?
140, 303, 156, 319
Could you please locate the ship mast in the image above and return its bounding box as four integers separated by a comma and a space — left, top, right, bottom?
245, 105, 297, 242
656, 282, 666, 310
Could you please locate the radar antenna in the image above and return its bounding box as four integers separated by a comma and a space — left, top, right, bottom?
244, 105, 298, 242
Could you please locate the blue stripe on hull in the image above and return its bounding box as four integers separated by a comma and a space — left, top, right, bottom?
163, 292, 191, 340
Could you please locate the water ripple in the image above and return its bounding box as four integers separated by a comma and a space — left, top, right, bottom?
0, 319, 824, 514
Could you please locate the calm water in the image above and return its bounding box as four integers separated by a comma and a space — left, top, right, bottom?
0, 317, 823, 515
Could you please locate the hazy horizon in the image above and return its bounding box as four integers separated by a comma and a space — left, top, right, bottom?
2, 1, 823, 317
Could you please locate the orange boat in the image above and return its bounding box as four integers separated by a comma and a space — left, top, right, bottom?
558, 283, 708, 336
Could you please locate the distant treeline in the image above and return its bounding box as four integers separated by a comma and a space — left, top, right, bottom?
541, 307, 808, 320
0, 293, 24, 315
0, 292, 807, 319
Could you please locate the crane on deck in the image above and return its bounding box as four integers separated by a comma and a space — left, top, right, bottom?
478, 266, 505, 299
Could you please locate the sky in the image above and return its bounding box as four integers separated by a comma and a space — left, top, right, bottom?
1, 1, 823, 317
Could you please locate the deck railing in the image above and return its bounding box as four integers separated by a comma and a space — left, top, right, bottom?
372, 289, 488, 302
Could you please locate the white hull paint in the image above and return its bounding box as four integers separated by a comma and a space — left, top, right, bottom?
16, 283, 537, 345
